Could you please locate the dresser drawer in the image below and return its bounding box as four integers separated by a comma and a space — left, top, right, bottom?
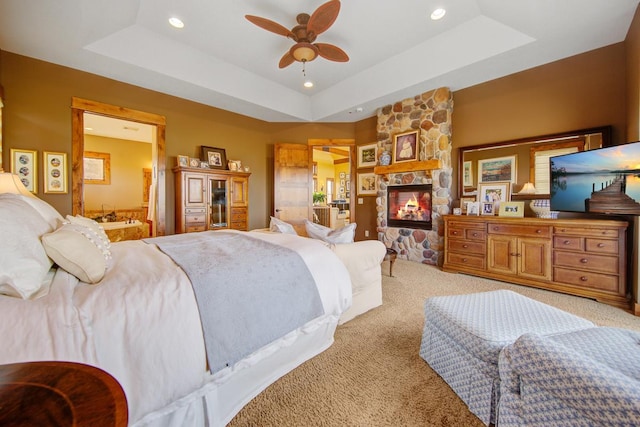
554, 226, 620, 238
448, 239, 485, 255
553, 236, 582, 251
554, 268, 620, 293
185, 224, 206, 233
585, 238, 619, 255
448, 228, 486, 241
185, 213, 206, 224
554, 251, 619, 274
185, 207, 206, 214
446, 252, 485, 269
488, 223, 550, 238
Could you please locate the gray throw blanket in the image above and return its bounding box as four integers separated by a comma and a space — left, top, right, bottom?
145, 231, 324, 373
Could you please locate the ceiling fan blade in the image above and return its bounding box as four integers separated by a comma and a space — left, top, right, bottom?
315, 43, 349, 62
307, 0, 340, 37
278, 51, 296, 69
245, 15, 295, 39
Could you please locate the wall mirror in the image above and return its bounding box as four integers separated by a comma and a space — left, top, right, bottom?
458, 126, 611, 199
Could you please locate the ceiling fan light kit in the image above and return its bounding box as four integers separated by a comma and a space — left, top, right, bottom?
246, 0, 349, 69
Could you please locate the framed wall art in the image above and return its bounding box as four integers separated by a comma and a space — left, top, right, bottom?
357, 172, 377, 196
392, 130, 419, 163
43, 151, 67, 194
499, 201, 525, 217
481, 202, 494, 216
463, 160, 473, 187
84, 151, 111, 185
478, 181, 511, 207
478, 155, 516, 184
357, 143, 378, 168
177, 155, 189, 167
10, 148, 37, 193
201, 146, 227, 169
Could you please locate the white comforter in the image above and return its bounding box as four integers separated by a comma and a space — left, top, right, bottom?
0, 230, 351, 424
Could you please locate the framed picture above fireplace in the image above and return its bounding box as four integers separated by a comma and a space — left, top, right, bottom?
393, 130, 419, 163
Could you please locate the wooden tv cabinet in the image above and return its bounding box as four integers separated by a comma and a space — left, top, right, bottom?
442, 215, 630, 310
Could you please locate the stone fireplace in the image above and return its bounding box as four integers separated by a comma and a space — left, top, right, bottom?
375, 87, 453, 265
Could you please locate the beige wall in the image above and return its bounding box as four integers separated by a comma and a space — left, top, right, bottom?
627, 5, 640, 142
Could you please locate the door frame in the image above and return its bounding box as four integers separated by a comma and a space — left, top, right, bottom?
71, 98, 167, 236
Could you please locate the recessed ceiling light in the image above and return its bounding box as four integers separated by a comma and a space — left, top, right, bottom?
304, 81, 314, 88
169, 17, 184, 29
430, 8, 446, 20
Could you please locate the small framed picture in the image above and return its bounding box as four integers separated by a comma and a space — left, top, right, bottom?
478, 155, 517, 184
463, 160, 473, 187
393, 130, 419, 163
453, 207, 462, 215
357, 172, 377, 196
499, 201, 525, 217
10, 148, 37, 193
466, 201, 480, 216
189, 157, 200, 168
84, 151, 111, 185
201, 146, 227, 170
481, 202, 494, 216
357, 143, 377, 168
43, 151, 68, 194
460, 196, 475, 213
478, 181, 511, 207
177, 155, 189, 167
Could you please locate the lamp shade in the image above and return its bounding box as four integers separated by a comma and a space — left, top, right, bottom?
0, 173, 35, 197
518, 182, 537, 194
291, 43, 318, 62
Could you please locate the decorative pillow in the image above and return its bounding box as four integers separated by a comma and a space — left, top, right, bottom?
0, 194, 54, 299
269, 216, 298, 235
65, 215, 111, 260
41, 223, 107, 283
304, 219, 357, 244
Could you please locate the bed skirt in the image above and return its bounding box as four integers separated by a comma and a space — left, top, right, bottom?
133, 314, 339, 427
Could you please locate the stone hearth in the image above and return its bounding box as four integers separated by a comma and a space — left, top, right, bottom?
375, 87, 453, 265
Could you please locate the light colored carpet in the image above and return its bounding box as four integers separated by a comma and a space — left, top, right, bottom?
228, 259, 640, 426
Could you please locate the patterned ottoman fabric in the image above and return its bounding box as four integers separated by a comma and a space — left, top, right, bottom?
419, 290, 595, 425
499, 328, 640, 426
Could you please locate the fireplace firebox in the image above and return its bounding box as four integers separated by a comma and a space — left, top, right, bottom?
387, 184, 432, 230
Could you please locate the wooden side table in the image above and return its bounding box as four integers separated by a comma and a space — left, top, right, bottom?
384, 248, 398, 277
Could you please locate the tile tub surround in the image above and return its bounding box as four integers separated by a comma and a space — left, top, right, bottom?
375, 87, 453, 265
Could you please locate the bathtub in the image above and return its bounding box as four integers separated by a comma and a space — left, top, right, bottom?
100, 220, 149, 241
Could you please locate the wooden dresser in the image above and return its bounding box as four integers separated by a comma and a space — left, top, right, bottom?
443, 215, 630, 309
174, 166, 250, 233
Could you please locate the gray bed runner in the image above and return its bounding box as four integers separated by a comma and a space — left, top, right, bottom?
145, 231, 324, 373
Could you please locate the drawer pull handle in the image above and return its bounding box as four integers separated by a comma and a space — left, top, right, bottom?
580, 276, 588, 282
597, 243, 605, 248
580, 258, 588, 264
563, 240, 571, 245
471, 233, 478, 237
452, 231, 459, 235
462, 245, 468, 248
536, 229, 542, 234
510, 253, 521, 257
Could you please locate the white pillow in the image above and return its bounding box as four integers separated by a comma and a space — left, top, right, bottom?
17, 194, 64, 230
65, 215, 111, 260
0, 194, 54, 299
304, 219, 357, 244
269, 216, 298, 235
42, 223, 107, 283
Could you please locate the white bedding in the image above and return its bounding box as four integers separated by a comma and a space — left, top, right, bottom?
0, 230, 352, 425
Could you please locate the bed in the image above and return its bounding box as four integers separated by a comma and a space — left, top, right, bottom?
0, 193, 353, 426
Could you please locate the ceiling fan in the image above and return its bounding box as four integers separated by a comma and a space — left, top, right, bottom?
245, 0, 349, 69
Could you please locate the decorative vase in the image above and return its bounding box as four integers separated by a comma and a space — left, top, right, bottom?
379, 151, 391, 166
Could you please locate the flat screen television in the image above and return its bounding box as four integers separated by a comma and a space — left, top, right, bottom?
549, 141, 640, 215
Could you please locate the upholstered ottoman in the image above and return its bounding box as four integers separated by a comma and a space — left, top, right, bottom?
419, 290, 595, 425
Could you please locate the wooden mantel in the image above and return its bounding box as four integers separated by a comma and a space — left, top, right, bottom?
374, 159, 441, 175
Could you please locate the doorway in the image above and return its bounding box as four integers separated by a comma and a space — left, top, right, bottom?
71, 98, 167, 236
